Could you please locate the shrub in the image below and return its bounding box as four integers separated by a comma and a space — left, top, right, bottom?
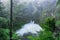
0, 17, 9, 28
0, 28, 20, 40
27, 31, 55, 40
39, 31, 55, 40
44, 17, 55, 32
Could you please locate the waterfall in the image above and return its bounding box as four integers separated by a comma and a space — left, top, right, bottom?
16, 20, 43, 37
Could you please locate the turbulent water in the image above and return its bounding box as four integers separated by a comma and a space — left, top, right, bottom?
16, 21, 43, 37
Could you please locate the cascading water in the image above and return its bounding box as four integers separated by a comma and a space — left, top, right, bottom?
16, 20, 43, 37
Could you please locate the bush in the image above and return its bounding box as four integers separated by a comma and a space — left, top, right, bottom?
40, 17, 60, 40
0, 17, 9, 28
39, 31, 55, 40
26, 31, 55, 40
0, 28, 20, 40
44, 17, 55, 32
0, 28, 9, 40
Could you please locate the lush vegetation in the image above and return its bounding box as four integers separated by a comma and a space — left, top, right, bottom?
0, 0, 60, 40
25, 17, 60, 40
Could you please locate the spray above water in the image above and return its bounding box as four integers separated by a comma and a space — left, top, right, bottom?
16, 20, 43, 37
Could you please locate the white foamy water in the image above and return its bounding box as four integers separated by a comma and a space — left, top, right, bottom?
16, 21, 43, 36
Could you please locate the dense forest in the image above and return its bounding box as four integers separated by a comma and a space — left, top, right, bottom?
0, 0, 60, 40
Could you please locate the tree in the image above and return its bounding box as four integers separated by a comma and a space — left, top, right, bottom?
0, 2, 8, 18
0, 28, 20, 40
0, 2, 4, 17
45, 17, 55, 32
57, 0, 60, 5
0, 17, 9, 28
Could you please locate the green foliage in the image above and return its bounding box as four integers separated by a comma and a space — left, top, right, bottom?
57, 0, 60, 5
0, 28, 20, 40
0, 0, 60, 40
44, 17, 55, 32
27, 36, 35, 40
39, 31, 55, 40
26, 31, 55, 40
12, 32, 21, 40
13, 20, 26, 31
25, 17, 57, 40
0, 2, 5, 17
41, 17, 55, 32
40, 17, 60, 40
0, 2, 8, 18
0, 28, 9, 40
0, 2, 4, 11
27, 36, 40, 40
0, 17, 9, 28
56, 20, 60, 26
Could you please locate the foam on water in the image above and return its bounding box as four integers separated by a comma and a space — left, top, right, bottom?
16, 21, 43, 36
